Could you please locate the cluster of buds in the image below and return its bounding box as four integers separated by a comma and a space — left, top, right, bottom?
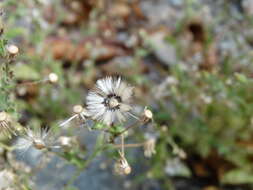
1, 76, 159, 177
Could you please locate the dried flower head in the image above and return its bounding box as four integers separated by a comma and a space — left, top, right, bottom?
143, 138, 156, 158
114, 151, 131, 175
0, 111, 16, 138
15, 127, 56, 152
87, 77, 134, 126
60, 105, 90, 127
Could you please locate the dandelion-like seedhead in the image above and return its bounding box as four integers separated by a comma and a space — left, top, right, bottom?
15, 127, 56, 153
86, 77, 134, 126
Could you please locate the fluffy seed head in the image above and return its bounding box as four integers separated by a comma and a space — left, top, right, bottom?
86, 76, 134, 126
15, 127, 53, 152
144, 138, 156, 158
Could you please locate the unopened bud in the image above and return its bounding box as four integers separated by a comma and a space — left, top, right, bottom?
73, 105, 84, 114
142, 107, 153, 123
48, 73, 58, 83
59, 136, 72, 148
0, 112, 7, 122
7, 44, 19, 55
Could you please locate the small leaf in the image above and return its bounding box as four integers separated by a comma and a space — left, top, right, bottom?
13, 64, 40, 80
221, 168, 253, 184
234, 73, 248, 83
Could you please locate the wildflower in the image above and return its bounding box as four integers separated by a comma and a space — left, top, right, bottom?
59, 105, 90, 127
0, 111, 16, 138
143, 138, 156, 158
86, 77, 134, 126
114, 151, 131, 175
15, 127, 56, 152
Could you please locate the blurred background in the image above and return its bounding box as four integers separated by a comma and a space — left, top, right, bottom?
1, 0, 253, 189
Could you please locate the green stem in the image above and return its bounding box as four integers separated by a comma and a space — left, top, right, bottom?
64, 133, 107, 189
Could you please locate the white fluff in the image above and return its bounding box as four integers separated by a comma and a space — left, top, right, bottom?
86, 77, 134, 125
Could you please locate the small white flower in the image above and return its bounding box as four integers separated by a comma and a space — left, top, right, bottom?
86, 76, 134, 126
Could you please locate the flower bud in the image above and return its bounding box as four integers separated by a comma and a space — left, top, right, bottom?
141, 107, 153, 123
48, 73, 58, 83
6, 44, 19, 56
73, 105, 84, 114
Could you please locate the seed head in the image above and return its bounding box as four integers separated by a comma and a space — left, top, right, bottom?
15, 127, 54, 152
86, 76, 134, 126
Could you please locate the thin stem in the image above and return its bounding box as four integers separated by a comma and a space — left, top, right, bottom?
113, 143, 144, 148
16, 79, 48, 86
0, 142, 14, 151
64, 133, 106, 189
127, 112, 140, 121
116, 119, 141, 137
59, 114, 78, 127
121, 134, 124, 157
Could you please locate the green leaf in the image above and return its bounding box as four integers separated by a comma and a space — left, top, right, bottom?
13, 64, 40, 80
221, 168, 253, 184
234, 73, 248, 83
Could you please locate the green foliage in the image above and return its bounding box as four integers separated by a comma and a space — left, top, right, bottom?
153, 64, 253, 183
